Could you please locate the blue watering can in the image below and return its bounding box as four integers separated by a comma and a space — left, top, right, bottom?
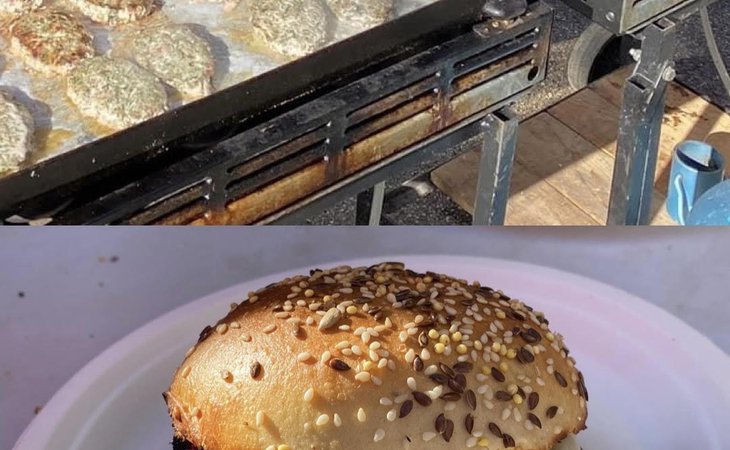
667, 140, 729, 225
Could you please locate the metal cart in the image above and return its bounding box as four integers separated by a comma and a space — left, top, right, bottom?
563, 0, 722, 224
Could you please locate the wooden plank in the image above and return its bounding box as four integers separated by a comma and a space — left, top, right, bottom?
518, 113, 674, 225
505, 163, 599, 226
431, 144, 598, 225
515, 113, 614, 223
547, 88, 620, 155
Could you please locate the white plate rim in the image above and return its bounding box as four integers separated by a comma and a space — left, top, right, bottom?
13, 254, 730, 449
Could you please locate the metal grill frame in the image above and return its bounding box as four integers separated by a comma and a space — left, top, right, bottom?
1, 0, 500, 218
45, 1, 553, 225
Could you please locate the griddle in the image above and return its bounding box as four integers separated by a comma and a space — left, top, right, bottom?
0, 0, 552, 224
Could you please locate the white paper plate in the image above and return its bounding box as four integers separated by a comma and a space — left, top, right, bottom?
13, 256, 730, 450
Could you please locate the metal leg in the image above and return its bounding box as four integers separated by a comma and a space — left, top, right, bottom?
355, 181, 385, 226
607, 19, 677, 225
473, 107, 519, 225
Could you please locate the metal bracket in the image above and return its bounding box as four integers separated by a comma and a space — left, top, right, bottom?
473, 107, 519, 225
355, 182, 386, 226
607, 18, 677, 225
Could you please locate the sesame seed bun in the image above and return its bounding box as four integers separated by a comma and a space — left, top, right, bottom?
164, 262, 588, 450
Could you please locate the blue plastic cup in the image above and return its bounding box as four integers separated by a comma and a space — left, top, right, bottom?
666, 140, 725, 224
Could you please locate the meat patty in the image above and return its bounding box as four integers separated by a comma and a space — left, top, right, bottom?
0, 0, 43, 15
9, 9, 95, 75
66, 57, 168, 130
0, 91, 34, 173
250, 0, 330, 59
325, 0, 394, 29
67, 0, 154, 25
130, 24, 215, 98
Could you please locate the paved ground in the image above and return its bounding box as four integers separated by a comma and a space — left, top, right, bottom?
308, 0, 730, 225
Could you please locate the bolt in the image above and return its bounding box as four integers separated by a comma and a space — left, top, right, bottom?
662, 66, 677, 82
629, 48, 641, 62
606, 11, 616, 22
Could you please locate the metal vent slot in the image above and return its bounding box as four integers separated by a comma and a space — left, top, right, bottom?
149, 200, 207, 225
453, 27, 540, 74
345, 87, 439, 145
121, 181, 208, 225
225, 137, 329, 202
452, 45, 539, 95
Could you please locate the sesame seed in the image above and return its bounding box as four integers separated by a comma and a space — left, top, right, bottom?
315, 414, 329, 426
421, 349, 431, 360
181, 366, 191, 378
216, 323, 228, 334
355, 372, 371, 382
387, 409, 397, 421
297, 352, 312, 362
405, 349, 416, 364
423, 431, 437, 441
357, 408, 366, 422
256, 411, 265, 427
221, 370, 232, 382
434, 343, 446, 354
380, 397, 393, 406
319, 308, 342, 331
407, 377, 417, 390
373, 428, 385, 442
262, 324, 276, 334
501, 408, 511, 420
320, 351, 332, 364
333, 413, 342, 427
303, 388, 314, 402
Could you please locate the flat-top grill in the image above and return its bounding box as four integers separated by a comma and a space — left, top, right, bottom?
0, 0, 552, 224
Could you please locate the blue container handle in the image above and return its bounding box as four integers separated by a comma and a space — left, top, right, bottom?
673, 174, 689, 226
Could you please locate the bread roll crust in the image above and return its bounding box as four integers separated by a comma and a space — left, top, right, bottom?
165, 262, 588, 450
